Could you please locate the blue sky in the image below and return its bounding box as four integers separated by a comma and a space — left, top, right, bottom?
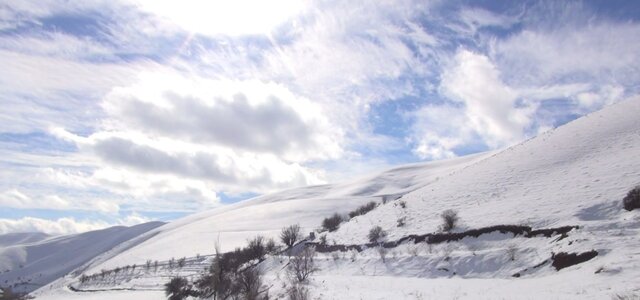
1, 0, 639, 234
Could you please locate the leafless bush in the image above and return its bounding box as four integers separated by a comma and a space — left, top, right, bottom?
246, 235, 266, 261
322, 213, 343, 232
440, 209, 459, 232
397, 217, 406, 227
287, 247, 318, 283
281, 224, 302, 248
348, 201, 377, 219
506, 244, 517, 261
266, 237, 279, 254
237, 268, 263, 300
368, 226, 388, 243
377, 246, 388, 263
623, 186, 640, 211
611, 293, 640, 300
319, 234, 327, 246
164, 276, 193, 300
287, 284, 309, 300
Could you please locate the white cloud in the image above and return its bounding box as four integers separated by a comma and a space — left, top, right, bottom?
0, 189, 70, 210
411, 105, 472, 160
0, 49, 156, 134
0, 189, 120, 214
101, 72, 343, 161
131, 0, 305, 36
81, 133, 325, 192
440, 49, 536, 148
0, 217, 109, 235
45, 70, 337, 195
0, 213, 152, 235
490, 22, 640, 88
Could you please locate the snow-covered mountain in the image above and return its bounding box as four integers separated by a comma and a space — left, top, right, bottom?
28, 98, 640, 299
0, 222, 164, 294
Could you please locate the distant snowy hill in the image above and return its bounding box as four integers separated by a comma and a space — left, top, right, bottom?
32, 98, 640, 299
0, 232, 49, 248
0, 222, 164, 293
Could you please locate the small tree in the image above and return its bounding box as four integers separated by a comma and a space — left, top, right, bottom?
266, 238, 279, 254
237, 268, 263, 300
623, 186, 640, 211
321, 213, 343, 232
177, 257, 186, 268
195, 244, 235, 300
246, 236, 266, 261
440, 209, 459, 232
164, 277, 193, 300
368, 226, 387, 243
287, 247, 318, 283
281, 224, 303, 248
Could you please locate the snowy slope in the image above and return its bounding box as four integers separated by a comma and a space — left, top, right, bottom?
34, 98, 640, 299
0, 221, 164, 293
328, 98, 640, 243
0, 232, 49, 247
76, 151, 492, 274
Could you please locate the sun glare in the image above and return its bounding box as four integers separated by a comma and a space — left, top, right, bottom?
134, 0, 304, 36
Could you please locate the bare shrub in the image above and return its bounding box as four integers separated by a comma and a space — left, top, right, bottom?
612, 293, 640, 300
287, 284, 309, 300
397, 217, 406, 227
237, 268, 263, 300
288, 247, 318, 283
177, 257, 186, 268
368, 226, 387, 243
321, 213, 343, 232
266, 238, 279, 254
440, 209, 459, 232
377, 246, 388, 263
623, 186, 640, 211
348, 201, 377, 219
194, 244, 236, 299
246, 235, 266, 261
319, 234, 327, 245
164, 276, 193, 300
506, 244, 517, 261
399, 200, 407, 209
281, 224, 302, 248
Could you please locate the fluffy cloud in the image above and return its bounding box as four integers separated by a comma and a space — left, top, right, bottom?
0, 189, 70, 210
0, 189, 119, 214
440, 50, 536, 148
0, 217, 109, 235
102, 73, 342, 161
411, 105, 473, 160
0, 213, 151, 235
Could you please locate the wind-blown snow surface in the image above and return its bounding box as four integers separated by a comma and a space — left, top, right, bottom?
0, 222, 164, 293
35, 99, 640, 299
